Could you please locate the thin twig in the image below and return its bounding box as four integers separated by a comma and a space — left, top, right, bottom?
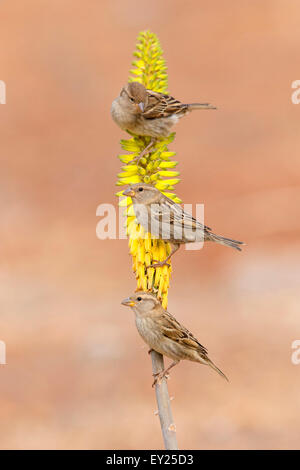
151, 350, 178, 450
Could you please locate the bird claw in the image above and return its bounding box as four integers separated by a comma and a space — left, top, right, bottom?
152, 371, 170, 387
147, 260, 171, 269
131, 154, 144, 164
132, 139, 156, 164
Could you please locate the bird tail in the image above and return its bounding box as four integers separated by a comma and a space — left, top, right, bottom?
206, 358, 229, 382
187, 103, 217, 110
208, 232, 244, 251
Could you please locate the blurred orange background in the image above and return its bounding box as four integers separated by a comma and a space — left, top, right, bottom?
0, 0, 300, 450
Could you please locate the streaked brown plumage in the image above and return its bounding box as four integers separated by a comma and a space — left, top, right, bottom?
123, 183, 244, 267
121, 291, 228, 386
111, 82, 216, 159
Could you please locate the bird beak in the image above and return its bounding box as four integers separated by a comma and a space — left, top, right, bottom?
121, 297, 136, 307
138, 102, 144, 113
123, 187, 136, 197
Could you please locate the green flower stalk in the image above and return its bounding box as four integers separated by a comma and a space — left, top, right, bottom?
116, 30, 181, 309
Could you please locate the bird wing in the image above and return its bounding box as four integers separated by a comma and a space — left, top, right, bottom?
151, 196, 212, 232
158, 310, 208, 355
143, 90, 187, 118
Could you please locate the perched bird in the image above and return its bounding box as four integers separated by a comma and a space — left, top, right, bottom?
111, 81, 216, 160
121, 291, 228, 386
123, 183, 244, 267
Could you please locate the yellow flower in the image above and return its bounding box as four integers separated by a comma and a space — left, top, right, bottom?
116, 31, 181, 309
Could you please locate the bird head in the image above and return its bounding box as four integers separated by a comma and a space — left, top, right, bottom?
121, 292, 161, 314
123, 183, 161, 205
120, 82, 148, 114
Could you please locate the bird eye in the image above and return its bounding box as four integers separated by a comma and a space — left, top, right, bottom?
138, 187, 143, 192
129, 97, 135, 103
137, 297, 142, 301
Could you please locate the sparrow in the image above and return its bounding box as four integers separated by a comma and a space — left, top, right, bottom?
121, 291, 228, 386
111, 81, 216, 160
123, 183, 244, 267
